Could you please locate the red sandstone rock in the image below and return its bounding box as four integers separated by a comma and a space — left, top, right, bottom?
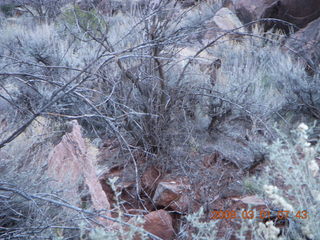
128, 209, 175, 240
141, 166, 161, 195
98, 164, 140, 211
143, 210, 175, 240
153, 178, 191, 212
48, 121, 112, 222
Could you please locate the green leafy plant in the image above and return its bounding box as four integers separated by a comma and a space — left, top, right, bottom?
0, 4, 15, 17
61, 5, 106, 36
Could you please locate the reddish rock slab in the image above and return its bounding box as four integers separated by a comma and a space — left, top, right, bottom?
143, 210, 175, 240
128, 209, 175, 240
153, 178, 191, 212
141, 166, 161, 195
48, 121, 112, 222
99, 164, 142, 212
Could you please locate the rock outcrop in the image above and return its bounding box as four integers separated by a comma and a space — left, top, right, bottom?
233, 0, 320, 32
48, 121, 112, 219
274, 0, 320, 29
213, 7, 243, 31
143, 210, 175, 240
153, 177, 191, 212
233, 0, 277, 24
286, 17, 320, 74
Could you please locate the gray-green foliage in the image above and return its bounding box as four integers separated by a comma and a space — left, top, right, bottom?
184, 207, 219, 240
0, 21, 102, 118
0, 4, 16, 17
210, 29, 298, 120
1, 1, 320, 239
258, 124, 320, 239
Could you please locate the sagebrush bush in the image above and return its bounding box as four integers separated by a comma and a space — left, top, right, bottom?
0, 20, 104, 123
208, 28, 293, 119
246, 124, 320, 239
265, 124, 319, 239
1, 1, 320, 239
184, 207, 219, 240
0, 117, 80, 239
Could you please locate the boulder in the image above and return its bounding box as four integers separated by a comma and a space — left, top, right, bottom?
129, 210, 175, 240
98, 164, 137, 208
276, 0, 320, 29
48, 121, 112, 222
143, 210, 175, 240
203, 7, 245, 43
233, 0, 278, 25
202, 7, 245, 44
286, 17, 320, 74
152, 178, 191, 212
213, 7, 243, 31
233, 0, 320, 32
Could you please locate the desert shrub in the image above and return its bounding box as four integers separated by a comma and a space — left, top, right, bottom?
62, 2, 211, 154
104, 12, 142, 50
0, 118, 80, 239
230, 124, 320, 240
170, 0, 221, 30
207, 30, 288, 121
0, 21, 103, 122
179, 26, 318, 147
281, 70, 320, 120
244, 124, 320, 239
263, 124, 320, 239
183, 207, 219, 239
1, 0, 315, 163
0, 23, 61, 65
0, 0, 262, 160
0, 180, 81, 239
14, 0, 68, 22
0, 21, 101, 68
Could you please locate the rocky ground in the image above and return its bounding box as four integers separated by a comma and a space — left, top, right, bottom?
0, 0, 320, 239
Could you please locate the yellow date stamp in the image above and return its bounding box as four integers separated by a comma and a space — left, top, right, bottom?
209, 210, 308, 220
